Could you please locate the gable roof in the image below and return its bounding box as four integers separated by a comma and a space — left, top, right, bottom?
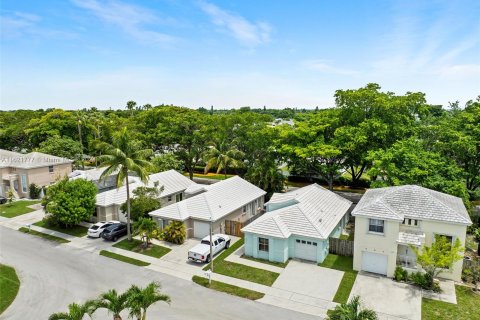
242, 184, 352, 239
96, 170, 196, 207
0, 149, 73, 169
352, 185, 472, 225
149, 176, 266, 222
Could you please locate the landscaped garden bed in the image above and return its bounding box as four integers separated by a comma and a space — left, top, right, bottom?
113, 238, 171, 258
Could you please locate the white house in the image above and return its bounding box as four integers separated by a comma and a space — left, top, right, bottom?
94, 170, 196, 222
352, 185, 472, 281
242, 184, 352, 263
149, 176, 266, 238
69, 167, 118, 191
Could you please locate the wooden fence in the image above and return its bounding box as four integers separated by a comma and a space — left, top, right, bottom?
224, 212, 264, 237
329, 237, 354, 256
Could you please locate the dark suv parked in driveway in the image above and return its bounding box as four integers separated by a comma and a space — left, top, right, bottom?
0, 196, 7, 205
101, 223, 128, 241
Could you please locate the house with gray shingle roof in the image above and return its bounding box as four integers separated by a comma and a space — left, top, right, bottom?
241, 184, 352, 263
352, 185, 472, 282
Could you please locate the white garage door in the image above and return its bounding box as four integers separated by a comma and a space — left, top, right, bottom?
294, 239, 318, 261
194, 221, 211, 239
361, 252, 388, 275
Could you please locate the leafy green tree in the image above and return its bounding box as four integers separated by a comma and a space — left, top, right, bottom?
204, 139, 244, 178
328, 295, 378, 320
411, 235, 464, 290
29, 183, 41, 199
151, 153, 184, 173
96, 127, 153, 240
120, 186, 161, 221
367, 137, 469, 202
245, 159, 285, 198
126, 101, 137, 117
466, 265, 480, 291
94, 289, 129, 320
48, 300, 97, 320
126, 282, 171, 320
37, 136, 82, 160
133, 218, 159, 247
43, 179, 97, 227
6, 189, 14, 204
162, 221, 186, 244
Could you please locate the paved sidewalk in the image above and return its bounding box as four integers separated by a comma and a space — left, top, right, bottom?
224, 245, 284, 273
422, 279, 457, 304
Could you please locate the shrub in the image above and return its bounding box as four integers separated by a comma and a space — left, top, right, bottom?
394, 266, 408, 282
162, 221, 186, 244
410, 271, 440, 292
29, 183, 41, 199
41, 214, 59, 227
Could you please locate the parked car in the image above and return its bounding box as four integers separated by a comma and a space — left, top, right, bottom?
188, 234, 231, 263
0, 196, 7, 205
101, 223, 128, 241
87, 221, 120, 238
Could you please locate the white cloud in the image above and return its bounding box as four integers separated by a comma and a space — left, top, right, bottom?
304, 60, 358, 76
71, 0, 175, 45
0, 12, 74, 39
436, 64, 480, 79
197, 1, 271, 47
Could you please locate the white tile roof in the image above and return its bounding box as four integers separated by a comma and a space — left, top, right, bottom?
69, 167, 118, 181
149, 176, 266, 222
242, 184, 352, 239
96, 170, 196, 207
352, 185, 472, 225
0, 149, 73, 169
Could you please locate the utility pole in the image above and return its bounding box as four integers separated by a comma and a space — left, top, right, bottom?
209, 214, 214, 276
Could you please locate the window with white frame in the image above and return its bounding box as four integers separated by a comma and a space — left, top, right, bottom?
21, 174, 27, 193
167, 195, 172, 202
402, 218, 419, 226
242, 205, 247, 214
48, 165, 54, 173
368, 219, 384, 233
258, 237, 269, 252
175, 193, 183, 202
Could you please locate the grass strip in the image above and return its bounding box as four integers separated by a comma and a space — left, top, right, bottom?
0, 200, 41, 218
99, 250, 150, 267
192, 275, 264, 300
203, 239, 280, 286
19, 227, 70, 244
33, 220, 89, 237
319, 254, 358, 304
240, 255, 289, 268
113, 239, 171, 258
0, 264, 20, 315
422, 285, 480, 320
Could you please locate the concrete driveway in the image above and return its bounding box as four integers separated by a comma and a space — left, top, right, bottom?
349, 273, 422, 320
272, 260, 344, 301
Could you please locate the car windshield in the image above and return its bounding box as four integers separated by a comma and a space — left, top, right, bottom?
201, 240, 210, 245
90, 226, 99, 230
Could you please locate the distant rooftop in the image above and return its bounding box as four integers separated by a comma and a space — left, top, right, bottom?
0, 149, 73, 169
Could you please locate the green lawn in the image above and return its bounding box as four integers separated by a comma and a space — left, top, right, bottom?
99, 250, 150, 267
113, 239, 171, 258
19, 227, 70, 244
319, 254, 358, 303
0, 264, 20, 315
241, 255, 289, 268
0, 200, 41, 218
192, 275, 265, 300
33, 220, 88, 237
203, 239, 280, 286
422, 285, 480, 320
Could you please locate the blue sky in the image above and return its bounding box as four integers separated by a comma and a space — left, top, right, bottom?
1, 0, 479, 110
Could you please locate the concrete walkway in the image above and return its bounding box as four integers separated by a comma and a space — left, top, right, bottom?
422, 279, 457, 304
0, 211, 331, 318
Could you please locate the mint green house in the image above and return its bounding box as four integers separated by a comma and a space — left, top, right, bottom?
242, 184, 352, 263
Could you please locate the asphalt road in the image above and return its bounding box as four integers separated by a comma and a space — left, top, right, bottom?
0, 226, 318, 320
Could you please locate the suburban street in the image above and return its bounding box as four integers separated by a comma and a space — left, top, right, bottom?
0, 226, 318, 320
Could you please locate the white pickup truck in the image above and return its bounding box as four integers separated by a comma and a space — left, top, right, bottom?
188, 234, 231, 263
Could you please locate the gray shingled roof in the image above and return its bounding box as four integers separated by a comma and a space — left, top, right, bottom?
242, 184, 352, 239
1, 149, 73, 169
352, 185, 472, 225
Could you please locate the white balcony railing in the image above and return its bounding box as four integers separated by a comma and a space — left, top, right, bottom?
396, 254, 417, 269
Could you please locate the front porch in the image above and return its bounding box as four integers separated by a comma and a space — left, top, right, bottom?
396, 229, 425, 270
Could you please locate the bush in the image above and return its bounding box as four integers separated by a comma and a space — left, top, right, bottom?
410, 271, 441, 292
41, 214, 59, 227
162, 221, 186, 244
29, 183, 41, 199
394, 266, 408, 282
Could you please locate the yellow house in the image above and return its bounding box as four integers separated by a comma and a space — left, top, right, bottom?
352, 185, 472, 282
0, 149, 73, 198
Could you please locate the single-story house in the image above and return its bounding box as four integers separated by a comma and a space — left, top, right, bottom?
242, 184, 352, 263
352, 185, 472, 282
149, 176, 266, 238
69, 167, 118, 192
0, 149, 73, 198
94, 170, 196, 222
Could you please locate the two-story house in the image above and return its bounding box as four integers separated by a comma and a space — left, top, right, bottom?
352, 185, 472, 282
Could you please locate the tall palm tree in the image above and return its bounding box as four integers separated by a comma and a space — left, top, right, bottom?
48, 300, 96, 320
328, 296, 378, 320
95, 289, 129, 320
204, 139, 244, 178
96, 127, 152, 240
126, 282, 171, 320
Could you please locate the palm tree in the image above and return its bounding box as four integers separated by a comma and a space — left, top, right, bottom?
126, 282, 171, 320
96, 127, 152, 240
133, 218, 158, 248
204, 139, 244, 178
328, 296, 378, 320
48, 300, 96, 320
95, 289, 129, 320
